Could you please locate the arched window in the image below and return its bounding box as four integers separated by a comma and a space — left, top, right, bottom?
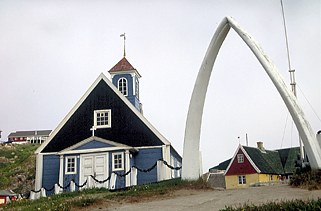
118, 77, 128, 96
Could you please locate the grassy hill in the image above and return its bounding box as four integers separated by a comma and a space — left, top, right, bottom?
0, 143, 38, 196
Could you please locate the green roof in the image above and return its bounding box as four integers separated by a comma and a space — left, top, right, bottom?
277, 147, 300, 174
210, 145, 300, 175
243, 146, 284, 174
209, 158, 231, 171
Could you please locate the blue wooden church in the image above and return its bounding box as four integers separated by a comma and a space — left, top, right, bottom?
34, 55, 182, 195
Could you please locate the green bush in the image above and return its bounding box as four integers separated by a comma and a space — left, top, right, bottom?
290, 169, 321, 190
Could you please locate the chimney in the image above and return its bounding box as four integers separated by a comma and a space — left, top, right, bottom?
257, 141, 264, 151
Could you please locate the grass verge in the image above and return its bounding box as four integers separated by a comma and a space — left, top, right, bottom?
221, 198, 321, 210
2, 178, 210, 210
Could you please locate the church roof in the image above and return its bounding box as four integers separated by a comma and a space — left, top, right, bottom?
108, 57, 141, 77
36, 73, 169, 153
109, 57, 135, 72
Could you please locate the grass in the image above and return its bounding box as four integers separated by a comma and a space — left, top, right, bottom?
2, 188, 109, 210
2, 178, 209, 210
0, 144, 38, 193
221, 198, 321, 210
105, 178, 210, 203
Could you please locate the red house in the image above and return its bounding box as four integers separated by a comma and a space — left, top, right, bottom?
0, 190, 18, 205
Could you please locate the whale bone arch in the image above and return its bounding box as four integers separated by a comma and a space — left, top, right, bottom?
182, 16, 321, 180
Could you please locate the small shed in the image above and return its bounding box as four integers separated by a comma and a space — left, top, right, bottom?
0, 190, 18, 205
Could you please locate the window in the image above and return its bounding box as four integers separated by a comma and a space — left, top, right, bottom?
66, 156, 77, 174
238, 175, 246, 184
112, 152, 124, 171
135, 78, 139, 99
237, 154, 244, 163
177, 162, 181, 177
118, 77, 128, 96
94, 109, 111, 128
171, 155, 175, 178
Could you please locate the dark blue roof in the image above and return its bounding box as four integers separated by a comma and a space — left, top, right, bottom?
42, 78, 165, 152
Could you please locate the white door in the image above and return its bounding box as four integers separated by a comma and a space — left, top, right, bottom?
94, 155, 106, 188
83, 156, 94, 186
80, 153, 108, 189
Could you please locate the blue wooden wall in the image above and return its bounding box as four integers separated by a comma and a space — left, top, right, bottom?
42, 155, 60, 195
134, 148, 162, 185
112, 73, 141, 111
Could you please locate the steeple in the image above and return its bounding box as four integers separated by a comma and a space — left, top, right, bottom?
120, 33, 126, 57
108, 35, 142, 113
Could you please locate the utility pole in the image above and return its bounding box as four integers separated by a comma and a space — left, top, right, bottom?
280, 0, 304, 161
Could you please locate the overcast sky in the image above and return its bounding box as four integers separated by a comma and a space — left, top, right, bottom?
0, 0, 320, 171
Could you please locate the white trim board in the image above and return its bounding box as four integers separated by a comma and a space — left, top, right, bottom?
58, 146, 135, 155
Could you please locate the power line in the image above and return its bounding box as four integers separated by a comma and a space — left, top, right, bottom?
298, 85, 321, 123
280, 113, 289, 148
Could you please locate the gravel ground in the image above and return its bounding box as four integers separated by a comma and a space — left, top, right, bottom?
100, 184, 321, 211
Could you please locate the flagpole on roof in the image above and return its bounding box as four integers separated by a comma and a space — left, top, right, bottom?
120, 33, 126, 57
280, 0, 304, 161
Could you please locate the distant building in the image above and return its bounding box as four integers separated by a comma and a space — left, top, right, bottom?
210, 142, 300, 189
7, 130, 52, 144
0, 190, 18, 205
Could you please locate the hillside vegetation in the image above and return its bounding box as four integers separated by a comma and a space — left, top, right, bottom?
0, 144, 38, 195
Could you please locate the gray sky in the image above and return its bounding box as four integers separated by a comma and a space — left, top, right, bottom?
0, 0, 320, 171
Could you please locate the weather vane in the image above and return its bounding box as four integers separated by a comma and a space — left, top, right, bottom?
120, 33, 126, 57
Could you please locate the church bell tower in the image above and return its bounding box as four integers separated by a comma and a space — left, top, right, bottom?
108, 55, 142, 113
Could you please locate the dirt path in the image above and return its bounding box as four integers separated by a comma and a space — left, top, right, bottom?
98, 184, 321, 211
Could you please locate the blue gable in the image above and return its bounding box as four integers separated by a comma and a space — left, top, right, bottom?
74, 140, 115, 150
42, 77, 165, 153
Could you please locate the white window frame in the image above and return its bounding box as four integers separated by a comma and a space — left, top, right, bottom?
112, 152, 124, 171
238, 175, 246, 184
135, 78, 139, 99
237, 154, 244, 163
65, 156, 77, 174
94, 109, 111, 129
117, 77, 128, 96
